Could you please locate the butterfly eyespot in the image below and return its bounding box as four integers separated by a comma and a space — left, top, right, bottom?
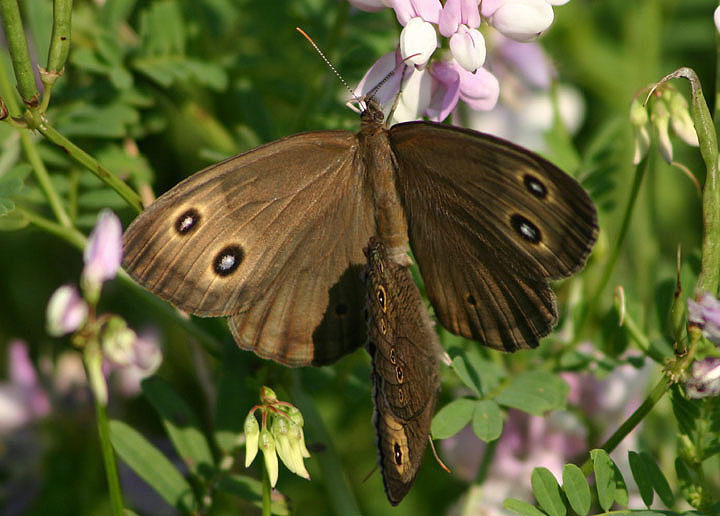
380, 318, 387, 335
397, 388, 404, 403
510, 214, 541, 244
393, 443, 403, 465
213, 245, 244, 276
523, 174, 547, 199
335, 303, 348, 316
389, 348, 396, 364
376, 285, 387, 312
395, 366, 403, 383
175, 208, 201, 235
465, 293, 477, 306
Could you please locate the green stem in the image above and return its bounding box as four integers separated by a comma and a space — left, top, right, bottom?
0, 54, 72, 227
17, 206, 85, 248
42, 0, 74, 112
577, 154, 651, 336
84, 342, 124, 515
715, 2, 720, 136
262, 459, 271, 516
0, 0, 40, 105
579, 375, 670, 476
25, 109, 143, 213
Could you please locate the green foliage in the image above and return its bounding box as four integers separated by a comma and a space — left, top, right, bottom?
2, 0, 720, 514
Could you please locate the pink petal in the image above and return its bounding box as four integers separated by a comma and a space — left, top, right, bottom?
353, 49, 404, 108
426, 61, 461, 121
458, 65, 500, 111
83, 209, 123, 287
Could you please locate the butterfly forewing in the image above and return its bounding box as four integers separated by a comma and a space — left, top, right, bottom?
388, 122, 598, 351
123, 131, 377, 366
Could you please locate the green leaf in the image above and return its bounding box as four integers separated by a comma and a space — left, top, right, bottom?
503, 498, 547, 516
109, 420, 196, 512
450, 347, 505, 396
0, 163, 31, 215
629, 451, 654, 506
562, 464, 591, 516
471, 400, 503, 442
531, 467, 566, 516
216, 474, 290, 515
591, 449, 615, 511
495, 371, 569, 416
630, 451, 674, 508
141, 376, 215, 479
611, 459, 629, 507
54, 103, 140, 138
431, 398, 475, 439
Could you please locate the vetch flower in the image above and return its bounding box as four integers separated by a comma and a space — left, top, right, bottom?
245, 412, 260, 467
0, 341, 51, 434
630, 97, 651, 165
485, 0, 555, 42
102, 317, 138, 367
82, 209, 122, 303
688, 292, 720, 344
666, 89, 698, 147
439, 0, 485, 72
244, 386, 311, 487
46, 284, 89, 337
111, 330, 163, 398
391, 0, 442, 26
650, 96, 673, 163
259, 428, 279, 486
399, 16, 438, 67
684, 357, 720, 399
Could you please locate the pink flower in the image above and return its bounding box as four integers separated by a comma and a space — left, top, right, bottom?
439, 0, 485, 72
389, 0, 441, 25
486, 0, 555, 42
82, 209, 122, 298
0, 341, 50, 433
399, 16, 438, 67
46, 284, 89, 336
688, 292, 720, 344
685, 358, 720, 399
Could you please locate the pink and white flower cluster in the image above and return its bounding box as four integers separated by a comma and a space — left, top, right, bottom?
349, 0, 570, 123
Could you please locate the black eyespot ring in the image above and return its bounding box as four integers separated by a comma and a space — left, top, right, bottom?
377, 285, 387, 312
213, 245, 244, 276
466, 293, 477, 306
396, 366, 403, 383
523, 174, 547, 199
510, 214, 541, 244
175, 208, 201, 235
394, 443, 402, 465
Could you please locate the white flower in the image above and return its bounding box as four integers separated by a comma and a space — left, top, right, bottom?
449, 25, 486, 72
488, 0, 555, 42
400, 16, 438, 67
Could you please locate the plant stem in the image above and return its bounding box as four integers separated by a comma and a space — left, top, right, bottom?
0, 0, 40, 105
24, 109, 143, 213
0, 58, 72, 227
17, 206, 85, 248
579, 375, 669, 476
262, 459, 272, 516
42, 0, 74, 112
84, 341, 124, 515
577, 154, 651, 337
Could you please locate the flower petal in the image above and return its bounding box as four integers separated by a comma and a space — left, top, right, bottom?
390, 68, 433, 123
427, 61, 461, 121
46, 285, 89, 337
450, 26, 486, 72
458, 66, 500, 111
82, 209, 123, 297
489, 0, 555, 42
400, 17, 438, 67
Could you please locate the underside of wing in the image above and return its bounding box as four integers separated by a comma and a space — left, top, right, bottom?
123, 131, 376, 366
389, 122, 597, 350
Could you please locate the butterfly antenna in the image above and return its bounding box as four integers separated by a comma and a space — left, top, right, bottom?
296, 27, 362, 107
428, 437, 452, 474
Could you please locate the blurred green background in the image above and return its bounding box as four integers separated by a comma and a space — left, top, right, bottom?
0, 0, 717, 514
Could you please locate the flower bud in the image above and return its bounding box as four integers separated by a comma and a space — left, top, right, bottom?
244, 413, 260, 467
400, 17, 439, 67
665, 90, 698, 147
82, 209, 122, 304
450, 26, 486, 72
650, 97, 673, 163
684, 358, 720, 399
259, 428, 278, 487
102, 317, 137, 366
629, 98, 651, 165
46, 284, 89, 337
489, 0, 554, 42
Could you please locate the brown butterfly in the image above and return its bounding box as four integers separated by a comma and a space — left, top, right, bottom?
364, 236, 443, 505
122, 97, 597, 366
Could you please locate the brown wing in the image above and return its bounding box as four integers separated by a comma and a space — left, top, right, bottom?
123, 131, 376, 366
365, 238, 440, 505
389, 122, 597, 351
